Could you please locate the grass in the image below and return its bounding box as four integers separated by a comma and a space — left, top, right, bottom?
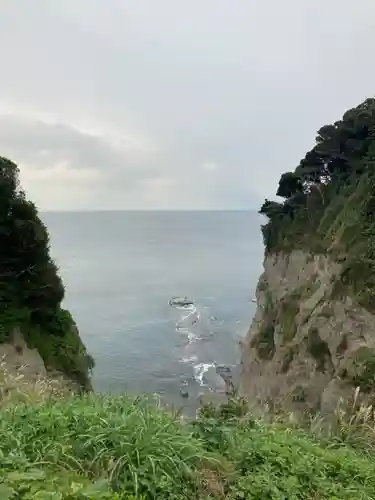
0, 393, 217, 499
0, 360, 72, 407
2, 372, 375, 498
193, 396, 375, 499
0, 368, 220, 499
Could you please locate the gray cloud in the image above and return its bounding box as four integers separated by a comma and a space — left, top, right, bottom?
0, 115, 157, 180
0, 0, 374, 209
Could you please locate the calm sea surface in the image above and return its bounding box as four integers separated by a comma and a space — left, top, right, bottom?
42, 211, 264, 412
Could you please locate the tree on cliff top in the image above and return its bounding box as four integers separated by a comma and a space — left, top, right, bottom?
260, 98, 375, 234
0, 157, 64, 323
259, 98, 375, 312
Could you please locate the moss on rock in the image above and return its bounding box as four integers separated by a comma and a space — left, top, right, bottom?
279, 296, 299, 343
306, 327, 333, 373
346, 346, 375, 392
280, 345, 297, 373
250, 322, 276, 360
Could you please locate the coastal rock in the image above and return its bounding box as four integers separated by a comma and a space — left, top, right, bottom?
240, 251, 375, 414
202, 366, 226, 392
216, 364, 231, 376
179, 388, 189, 398
169, 296, 195, 308
215, 365, 236, 396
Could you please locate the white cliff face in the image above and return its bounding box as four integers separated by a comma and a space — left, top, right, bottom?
241, 251, 375, 415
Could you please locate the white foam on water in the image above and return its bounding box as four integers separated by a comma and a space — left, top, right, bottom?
193, 362, 215, 386
175, 303, 201, 332
187, 332, 203, 343
179, 304, 197, 321
180, 355, 198, 364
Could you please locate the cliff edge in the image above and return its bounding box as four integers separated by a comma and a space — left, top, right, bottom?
241, 98, 375, 414
0, 156, 93, 390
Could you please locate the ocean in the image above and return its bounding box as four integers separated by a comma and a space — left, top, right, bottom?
42, 211, 264, 413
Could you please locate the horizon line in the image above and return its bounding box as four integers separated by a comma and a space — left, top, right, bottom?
40, 208, 260, 213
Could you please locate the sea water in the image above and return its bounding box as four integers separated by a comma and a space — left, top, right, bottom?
43, 210, 264, 413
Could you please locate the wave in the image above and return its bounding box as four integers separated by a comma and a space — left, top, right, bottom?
179, 355, 198, 364
170, 295, 229, 394
193, 362, 215, 386
187, 332, 202, 343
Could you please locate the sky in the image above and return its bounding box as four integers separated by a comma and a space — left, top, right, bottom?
0, 1, 374, 210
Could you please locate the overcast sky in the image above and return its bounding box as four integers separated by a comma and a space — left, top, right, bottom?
0, 1, 374, 210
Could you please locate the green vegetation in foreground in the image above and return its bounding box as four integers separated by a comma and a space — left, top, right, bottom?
2, 389, 375, 499
260, 97, 375, 312
0, 156, 93, 387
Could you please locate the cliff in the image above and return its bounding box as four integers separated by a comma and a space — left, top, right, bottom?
3, 131, 375, 499
241, 97, 375, 414
0, 156, 93, 390
241, 251, 375, 414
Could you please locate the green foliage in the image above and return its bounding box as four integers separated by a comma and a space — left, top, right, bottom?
348, 347, 375, 392
260, 98, 375, 312
276, 172, 304, 198
0, 394, 217, 499
23, 314, 94, 388
194, 397, 375, 499
250, 293, 277, 360
250, 322, 276, 360
0, 156, 92, 386
197, 397, 250, 424
2, 390, 375, 498
279, 296, 299, 343
0, 469, 137, 499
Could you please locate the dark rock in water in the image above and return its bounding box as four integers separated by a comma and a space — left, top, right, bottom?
224, 379, 236, 396
216, 364, 231, 373
180, 388, 189, 398
202, 366, 226, 392
215, 365, 235, 396
169, 296, 195, 308
216, 364, 232, 380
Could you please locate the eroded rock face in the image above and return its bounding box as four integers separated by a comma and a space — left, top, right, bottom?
0, 328, 47, 380
0, 328, 80, 395
241, 251, 375, 415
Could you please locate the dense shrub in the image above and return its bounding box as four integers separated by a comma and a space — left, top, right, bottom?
260, 99, 375, 312
0, 156, 93, 387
